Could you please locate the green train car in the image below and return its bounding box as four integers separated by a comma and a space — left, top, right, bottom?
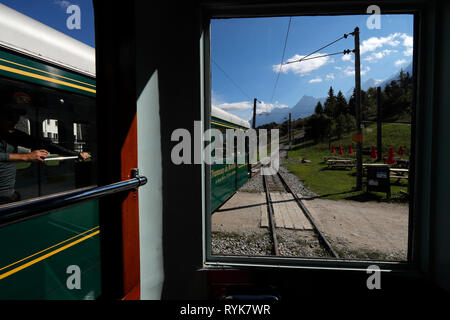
0, 4, 100, 299
210, 106, 251, 213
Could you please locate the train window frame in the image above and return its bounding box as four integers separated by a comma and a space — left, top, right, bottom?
201, 2, 425, 273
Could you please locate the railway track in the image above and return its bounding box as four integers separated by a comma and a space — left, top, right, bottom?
261, 167, 339, 258
262, 174, 280, 256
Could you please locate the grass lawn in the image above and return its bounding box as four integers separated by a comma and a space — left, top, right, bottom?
285, 122, 410, 203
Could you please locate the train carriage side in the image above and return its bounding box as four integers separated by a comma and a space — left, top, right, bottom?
210, 107, 250, 213
0, 4, 101, 300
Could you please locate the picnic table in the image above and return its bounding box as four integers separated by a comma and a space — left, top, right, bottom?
390, 168, 409, 180
363, 164, 409, 180
327, 158, 355, 169
383, 157, 409, 168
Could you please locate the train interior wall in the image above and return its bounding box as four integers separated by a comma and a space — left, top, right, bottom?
93, 0, 450, 299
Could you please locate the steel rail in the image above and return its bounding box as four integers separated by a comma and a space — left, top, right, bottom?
262, 171, 280, 256
0, 173, 147, 228
276, 171, 339, 258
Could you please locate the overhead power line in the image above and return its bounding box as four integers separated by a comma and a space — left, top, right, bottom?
212, 58, 252, 101
284, 49, 352, 64
284, 33, 351, 65
270, 16, 292, 103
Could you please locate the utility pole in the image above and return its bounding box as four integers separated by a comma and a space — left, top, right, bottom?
253, 98, 257, 130
377, 87, 382, 161
353, 27, 363, 190
250, 98, 257, 175
288, 112, 292, 146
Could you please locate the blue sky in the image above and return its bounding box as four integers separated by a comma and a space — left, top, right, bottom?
0, 0, 95, 47
211, 14, 414, 120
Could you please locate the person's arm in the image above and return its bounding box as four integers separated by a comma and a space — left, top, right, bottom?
6, 150, 49, 162
12, 130, 90, 161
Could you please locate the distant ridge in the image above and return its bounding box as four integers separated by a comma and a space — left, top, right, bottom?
252, 95, 325, 127
345, 62, 413, 98
251, 62, 413, 127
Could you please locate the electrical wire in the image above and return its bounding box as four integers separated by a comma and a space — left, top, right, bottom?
285, 50, 351, 64
270, 16, 292, 103
211, 58, 252, 101
284, 33, 350, 65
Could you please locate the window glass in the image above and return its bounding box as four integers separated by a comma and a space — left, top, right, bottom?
208, 14, 414, 263
0, 77, 97, 203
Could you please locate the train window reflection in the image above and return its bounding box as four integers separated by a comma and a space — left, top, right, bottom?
0, 78, 97, 205
42, 119, 59, 144
74, 123, 89, 153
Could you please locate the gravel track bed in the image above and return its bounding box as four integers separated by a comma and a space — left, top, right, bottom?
265, 173, 285, 192
276, 229, 330, 258
211, 231, 272, 256
239, 165, 317, 198
211, 229, 331, 258
239, 171, 264, 193
277, 166, 318, 198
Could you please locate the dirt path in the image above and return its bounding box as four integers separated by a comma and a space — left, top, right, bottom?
302, 198, 409, 261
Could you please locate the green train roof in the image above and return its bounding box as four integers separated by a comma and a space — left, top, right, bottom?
212, 106, 251, 129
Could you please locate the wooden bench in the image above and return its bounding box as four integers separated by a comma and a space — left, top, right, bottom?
327, 159, 355, 169
323, 156, 348, 162
390, 168, 409, 181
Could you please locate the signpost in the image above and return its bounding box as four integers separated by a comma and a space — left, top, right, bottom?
366, 164, 391, 198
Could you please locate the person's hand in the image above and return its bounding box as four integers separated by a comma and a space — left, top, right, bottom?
26, 150, 48, 162
78, 152, 91, 161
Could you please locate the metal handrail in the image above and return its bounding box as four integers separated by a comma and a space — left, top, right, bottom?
0, 172, 147, 227
44, 156, 79, 162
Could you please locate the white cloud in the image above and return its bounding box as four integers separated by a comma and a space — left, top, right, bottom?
400, 34, 413, 48
273, 53, 331, 76
309, 77, 322, 83
360, 33, 401, 55
53, 0, 72, 8
403, 47, 413, 57
326, 73, 335, 81
342, 65, 371, 77
360, 33, 413, 58
395, 59, 407, 67
213, 100, 288, 115
213, 101, 252, 111
364, 49, 397, 63
342, 54, 352, 62
400, 34, 414, 56
257, 101, 289, 114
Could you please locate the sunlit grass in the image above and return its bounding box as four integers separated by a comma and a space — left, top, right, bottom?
285, 122, 410, 203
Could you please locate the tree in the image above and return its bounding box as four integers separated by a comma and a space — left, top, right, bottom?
314, 101, 324, 115
343, 113, 356, 133
305, 114, 332, 142
335, 90, 347, 116
323, 86, 336, 118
